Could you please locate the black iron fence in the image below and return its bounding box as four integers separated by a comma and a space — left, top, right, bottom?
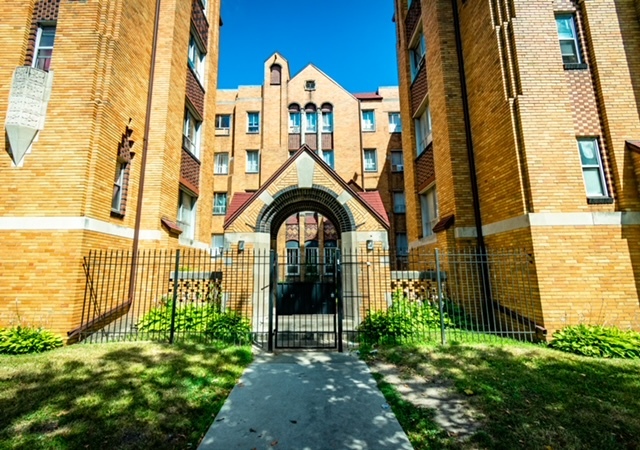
71, 247, 544, 348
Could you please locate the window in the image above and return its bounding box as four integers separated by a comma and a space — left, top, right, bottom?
247, 112, 260, 133
214, 153, 228, 175
188, 33, 206, 81
111, 161, 128, 213
410, 32, 427, 80
289, 104, 301, 133
391, 151, 404, 172
577, 138, 608, 197
33, 25, 56, 71
213, 192, 227, 215
270, 64, 282, 85
555, 15, 581, 64
211, 234, 224, 256
286, 241, 300, 276
321, 104, 333, 132
305, 80, 316, 91
364, 149, 377, 172
389, 112, 402, 133
305, 241, 319, 275
183, 108, 201, 158
420, 186, 438, 238
322, 150, 335, 169
305, 104, 317, 133
393, 191, 406, 213
361, 110, 375, 132
215, 114, 231, 135
246, 150, 259, 173
178, 190, 197, 240
415, 105, 432, 156
396, 233, 408, 256
324, 241, 338, 275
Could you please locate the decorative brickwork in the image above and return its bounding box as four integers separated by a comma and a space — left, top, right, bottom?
410, 63, 428, 115
25, 0, 61, 66
186, 68, 205, 117
415, 143, 435, 192
191, 0, 209, 49
180, 148, 201, 195
404, 0, 422, 42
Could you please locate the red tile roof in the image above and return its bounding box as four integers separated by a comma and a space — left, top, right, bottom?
224, 193, 254, 222
628, 141, 640, 153
357, 192, 390, 227
353, 92, 383, 101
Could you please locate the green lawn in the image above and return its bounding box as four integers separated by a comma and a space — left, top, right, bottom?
0, 342, 252, 450
372, 343, 640, 450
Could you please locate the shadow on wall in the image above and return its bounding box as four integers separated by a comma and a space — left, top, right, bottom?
615, 0, 640, 317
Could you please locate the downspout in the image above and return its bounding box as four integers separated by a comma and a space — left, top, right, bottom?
67, 0, 162, 341
128, 0, 163, 304
450, 0, 494, 305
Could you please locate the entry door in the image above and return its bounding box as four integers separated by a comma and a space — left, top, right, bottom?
275, 250, 339, 348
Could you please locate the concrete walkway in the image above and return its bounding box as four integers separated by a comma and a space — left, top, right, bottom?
198, 351, 413, 450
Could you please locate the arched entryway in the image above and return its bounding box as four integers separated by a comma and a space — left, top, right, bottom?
222, 146, 390, 351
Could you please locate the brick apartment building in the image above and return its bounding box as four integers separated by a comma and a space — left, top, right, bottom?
0, 0, 221, 335
394, 0, 640, 332
211, 53, 406, 262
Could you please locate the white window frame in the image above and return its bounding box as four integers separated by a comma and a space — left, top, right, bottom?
289, 112, 301, 133
215, 114, 231, 135
178, 190, 197, 241
361, 110, 376, 132
415, 105, 432, 156
420, 186, 438, 238
33, 25, 56, 71
211, 234, 224, 257
409, 32, 427, 80
213, 192, 227, 215
183, 108, 202, 159
111, 161, 127, 212
286, 244, 300, 276
364, 149, 378, 172
305, 111, 318, 133
322, 111, 333, 133
188, 33, 206, 82
247, 112, 260, 133
555, 14, 582, 65
391, 151, 404, 172
389, 112, 402, 133
322, 150, 335, 169
246, 150, 260, 173
393, 191, 406, 214
214, 153, 229, 175
577, 138, 608, 198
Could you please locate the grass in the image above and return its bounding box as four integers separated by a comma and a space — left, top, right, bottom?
371, 342, 640, 450
0, 341, 252, 450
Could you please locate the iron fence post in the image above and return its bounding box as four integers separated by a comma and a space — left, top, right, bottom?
337, 253, 343, 352
268, 250, 275, 352
435, 249, 447, 345
169, 249, 180, 344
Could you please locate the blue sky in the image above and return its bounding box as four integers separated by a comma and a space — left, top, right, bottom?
217, 0, 399, 93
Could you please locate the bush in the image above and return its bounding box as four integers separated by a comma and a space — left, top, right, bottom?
0, 326, 63, 355
358, 291, 453, 344
550, 324, 640, 359
137, 300, 252, 344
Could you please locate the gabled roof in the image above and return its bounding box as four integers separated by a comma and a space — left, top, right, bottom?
290, 64, 358, 101
627, 141, 640, 153
224, 145, 390, 230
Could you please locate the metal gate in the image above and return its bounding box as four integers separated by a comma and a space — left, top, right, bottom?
273, 248, 341, 349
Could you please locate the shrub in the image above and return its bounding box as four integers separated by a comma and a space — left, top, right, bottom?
137, 300, 252, 344
0, 326, 63, 355
550, 324, 640, 359
358, 290, 453, 344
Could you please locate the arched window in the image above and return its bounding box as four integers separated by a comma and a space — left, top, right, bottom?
304, 103, 317, 133
270, 64, 282, 85
321, 103, 333, 133
288, 104, 300, 133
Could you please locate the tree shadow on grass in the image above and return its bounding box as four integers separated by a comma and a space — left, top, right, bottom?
380, 344, 640, 450
0, 342, 252, 450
